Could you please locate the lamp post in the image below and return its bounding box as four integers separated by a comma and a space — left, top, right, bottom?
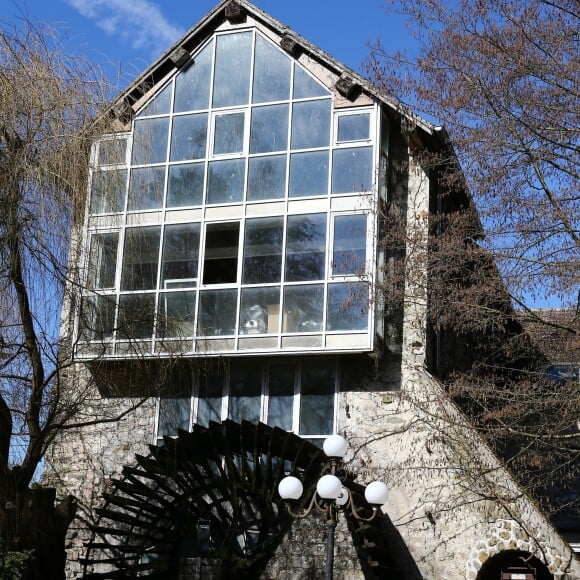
277, 435, 388, 580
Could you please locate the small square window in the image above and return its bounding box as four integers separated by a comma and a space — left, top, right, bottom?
337, 113, 371, 143
213, 112, 245, 155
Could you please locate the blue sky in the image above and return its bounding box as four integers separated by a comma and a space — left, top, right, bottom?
6, 0, 412, 89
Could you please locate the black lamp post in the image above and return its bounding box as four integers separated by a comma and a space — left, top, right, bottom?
278, 435, 388, 580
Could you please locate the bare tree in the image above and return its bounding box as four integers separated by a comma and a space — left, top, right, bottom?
0, 18, 136, 579
369, 0, 579, 527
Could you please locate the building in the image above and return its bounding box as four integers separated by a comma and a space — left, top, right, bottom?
46, 1, 580, 578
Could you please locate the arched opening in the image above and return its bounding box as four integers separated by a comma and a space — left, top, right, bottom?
477, 549, 553, 580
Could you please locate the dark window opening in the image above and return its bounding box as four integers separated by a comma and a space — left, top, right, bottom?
203, 222, 240, 284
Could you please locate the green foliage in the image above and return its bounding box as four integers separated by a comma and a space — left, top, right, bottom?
0, 550, 33, 580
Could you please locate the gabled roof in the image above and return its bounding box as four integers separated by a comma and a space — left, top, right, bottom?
110, 0, 438, 140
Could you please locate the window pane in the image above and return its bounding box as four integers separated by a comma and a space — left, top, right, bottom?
240, 287, 280, 334
282, 285, 324, 333
80, 295, 116, 341
197, 289, 237, 336
158, 291, 196, 338
214, 112, 245, 155
243, 217, 283, 284
174, 41, 213, 113
167, 163, 204, 207
121, 226, 160, 291
158, 398, 190, 438
162, 223, 200, 286
213, 32, 252, 108
88, 233, 118, 289
132, 118, 169, 165
138, 83, 172, 117
337, 113, 370, 142
291, 101, 331, 150
170, 113, 208, 161
203, 222, 239, 285
326, 282, 369, 331
289, 151, 328, 197
247, 155, 286, 201
250, 104, 289, 153
331, 147, 373, 194
98, 138, 127, 166
332, 215, 367, 275
252, 35, 291, 103
117, 293, 155, 339
128, 167, 165, 211
267, 364, 294, 430
90, 169, 127, 214
293, 65, 329, 99
197, 370, 223, 427
207, 159, 245, 204
228, 362, 261, 423
299, 360, 335, 435
285, 214, 326, 282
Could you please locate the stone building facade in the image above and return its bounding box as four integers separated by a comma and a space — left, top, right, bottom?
46, 1, 580, 578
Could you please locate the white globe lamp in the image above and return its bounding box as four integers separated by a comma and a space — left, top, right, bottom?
323, 434, 348, 458
364, 481, 388, 506
316, 474, 342, 500
278, 476, 304, 501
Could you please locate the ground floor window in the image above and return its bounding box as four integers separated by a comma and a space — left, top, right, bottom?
156, 357, 338, 444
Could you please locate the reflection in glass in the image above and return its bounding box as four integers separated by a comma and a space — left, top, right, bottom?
197, 289, 237, 336
90, 169, 127, 214
137, 83, 172, 117
88, 233, 118, 289
162, 223, 200, 286
299, 360, 335, 435
229, 363, 261, 423
98, 138, 127, 166
289, 151, 328, 197
214, 112, 245, 155
240, 287, 280, 334
80, 295, 116, 341
121, 226, 160, 291
132, 117, 169, 165
337, 113, 370, 142
213, 32, 252, 108
252, 35, 291, 103
282, 285, 324, 333
158, 398, 190, 438
159, 291, 196, 337
174, 41, 213, 113
170, 113, 208, 161
267, 364, 294, 430
332, 214, 367, 275
293, 65, 330, 99
247, 155, 286, 201
207, 159, 245, 204
167, 163, 204, 207
331, 147, 373, 194
197, 371, 223, 427
250, 104, 289, 153
117, 293, 155, 339
128, 167, 165, 211
285, 214, 326, 281
326, 282, 369, 331
242, 217, 283, 284
291, 100, 331, 150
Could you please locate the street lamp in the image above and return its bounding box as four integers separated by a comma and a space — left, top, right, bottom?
277, 434, 388, 580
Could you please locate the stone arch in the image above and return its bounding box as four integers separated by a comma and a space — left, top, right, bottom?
476, 549, 552, 580
465, 519, 568, 579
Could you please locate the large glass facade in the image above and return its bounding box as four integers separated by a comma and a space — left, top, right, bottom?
81, 28, 376, 355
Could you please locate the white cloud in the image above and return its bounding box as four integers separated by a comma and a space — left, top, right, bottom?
66, 0, 184, 55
